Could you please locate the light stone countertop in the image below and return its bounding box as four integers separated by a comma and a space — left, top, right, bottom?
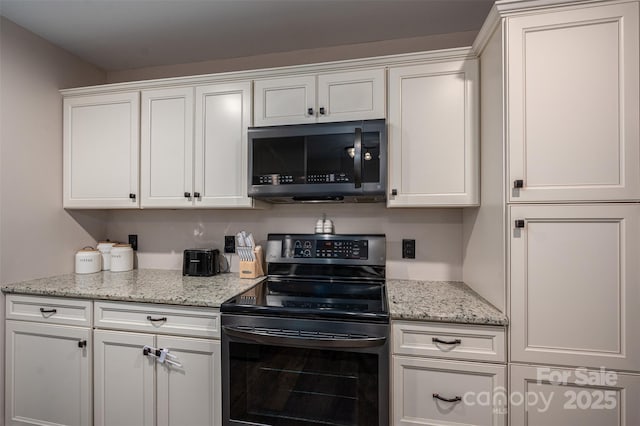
1, 269, 264, 308
386, 279, 508, 326
2, 270, 507, 325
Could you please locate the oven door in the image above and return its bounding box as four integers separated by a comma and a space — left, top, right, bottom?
221, 314, 389, 426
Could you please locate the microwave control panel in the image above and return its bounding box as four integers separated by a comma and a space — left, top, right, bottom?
254, 173, 352, 185
290, 239, 368, 259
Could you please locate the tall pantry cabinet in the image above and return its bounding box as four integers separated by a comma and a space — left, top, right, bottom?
464, 0, 640, 424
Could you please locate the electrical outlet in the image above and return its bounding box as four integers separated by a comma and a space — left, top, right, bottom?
402, 239, 415, 259
224, 235, 236, 253
128, 234, 138, 251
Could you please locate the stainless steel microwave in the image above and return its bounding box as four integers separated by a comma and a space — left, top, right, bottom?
248, 119, 387, 203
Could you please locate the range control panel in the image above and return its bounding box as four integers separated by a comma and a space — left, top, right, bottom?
290, 239, 368, 259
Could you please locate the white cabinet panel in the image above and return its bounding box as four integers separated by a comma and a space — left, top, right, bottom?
254, 75, 316, 126
5, 321, 91, 426
157, 335, 221, 426
510, 364, 640, 426
393, 356, 506, 426
141, 87, 194, 208
388, 59, 479, 207
507, 2, 640, 202
195, 82, 253, 208
94, 329, 156, 426
6, 295, 92, 327
63, 92, 140, 208
317, 68, 385, 122
510, 204, 640, 371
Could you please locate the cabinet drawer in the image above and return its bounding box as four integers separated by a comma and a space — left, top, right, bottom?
6, 295, 92, 327
393, 356, 507, 426
392, 321, 506, 362
94, 301, 220, 338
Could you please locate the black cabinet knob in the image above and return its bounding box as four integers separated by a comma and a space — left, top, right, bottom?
391, 189, 398, 196
129, 193, 136, 200
515, 219, 525, 228
514, 179, 524, 189
307, 108, 314, 116
77, 340, 87, 348
184, 192, 191, 198
319, 107, 325, 115
194, 192, 201, 198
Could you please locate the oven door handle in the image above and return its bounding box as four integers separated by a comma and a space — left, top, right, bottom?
222, 326, 387, 349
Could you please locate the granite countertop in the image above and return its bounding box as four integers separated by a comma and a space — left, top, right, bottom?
386, 279, 508, 326
1, 269, 264, 308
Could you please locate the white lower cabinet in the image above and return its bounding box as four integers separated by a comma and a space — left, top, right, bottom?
93, 303, 222, 426
5, 296, 92, 426
392, 321, 507, 426
510, 364, 640, 426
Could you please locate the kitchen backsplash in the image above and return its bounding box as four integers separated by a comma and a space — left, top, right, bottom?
104, 204, 463, 281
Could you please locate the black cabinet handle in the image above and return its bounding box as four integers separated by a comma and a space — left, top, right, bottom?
184, 192, 191, 198
391, 189, 398, 196
39, 308, 57, 314
129, 193, 136, 200
319, 107, 325, 115
146, 315, 167, 322
432, 337, 462, 345
78, 340, 87, 348
307, 108, 314, 116
354, 127, 363, 189
433, 393, 462, 403
515, 219, 525, 228
514, 179, 524, 189
194, 192, 201, 198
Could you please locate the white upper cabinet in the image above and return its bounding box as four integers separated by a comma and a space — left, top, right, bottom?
141, 87, 194, 208
509, 204, 640, 371
507, 2, 640, 202
195, 81, 253, 208
254, 68, 385, 126
63, 92, 140, 208
387, 59, 479, 207
140, 82, 254, 208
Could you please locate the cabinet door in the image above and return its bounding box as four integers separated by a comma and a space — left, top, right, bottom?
63, 92, 140, 208
141, 87, 194, 208
507, 2, 640, 202
316, 68, 385, 122
510, 204, 640, 371
94, 330, 155, 426
393, 356, 506, 426
194, 82, 253, 208
156, 335, 221, 426
254, 75, 316, 126
387, 59, 479, 207
510, 364, 640, 426
5, 321, 91, 426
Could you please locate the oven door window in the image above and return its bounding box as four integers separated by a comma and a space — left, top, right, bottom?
229, 342, 379, 425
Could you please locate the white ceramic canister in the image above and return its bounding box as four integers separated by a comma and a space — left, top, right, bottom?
75, 247, 102, 274
96, 241, 116, 270
110, 243, 134, 272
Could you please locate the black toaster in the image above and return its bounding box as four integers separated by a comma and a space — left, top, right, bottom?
183, 248, 220, 276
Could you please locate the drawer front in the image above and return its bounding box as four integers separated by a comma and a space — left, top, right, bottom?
393, 356, 507, 426
94, 301, 220, 338
6, 295, 92, 327
392, 321, 506, 362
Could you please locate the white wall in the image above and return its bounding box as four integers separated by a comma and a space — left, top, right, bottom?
0, 17, 107, 285
106, 205, 463, 281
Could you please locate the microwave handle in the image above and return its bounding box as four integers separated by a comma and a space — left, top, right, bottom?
354, 127, 362, 188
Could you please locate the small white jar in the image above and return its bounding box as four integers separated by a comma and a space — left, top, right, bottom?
97, 241, 116, 270
75, 247, 102, 274
110, 244, 134, 272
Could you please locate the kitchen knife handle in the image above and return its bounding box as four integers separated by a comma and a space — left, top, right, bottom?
354, 127, 362, 189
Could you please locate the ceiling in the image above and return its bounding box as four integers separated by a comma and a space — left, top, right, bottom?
0, 0, 494, 71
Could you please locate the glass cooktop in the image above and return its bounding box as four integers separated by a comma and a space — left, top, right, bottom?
221, 278, 389, 323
